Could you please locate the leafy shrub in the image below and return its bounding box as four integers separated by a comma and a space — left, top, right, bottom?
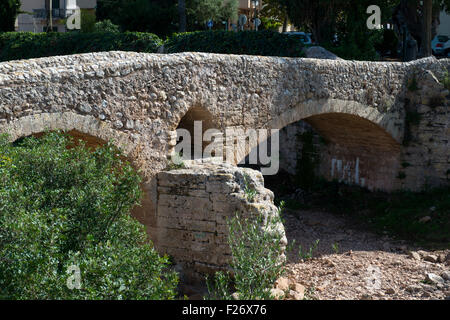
442, 70, 450, 90
80, 9, 97, 33
0, 31, 162, 62
0, 132, 178, 299
206, 209, 286, 300
322, 29, 384, 61
166, 30, 305, 57
95, 20, 120, 33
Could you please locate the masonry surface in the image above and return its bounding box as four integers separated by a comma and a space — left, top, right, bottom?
0, 52, 448, 277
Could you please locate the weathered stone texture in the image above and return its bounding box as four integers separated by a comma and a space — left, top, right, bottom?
156, 160, 287, 283
0, 51, 448, 235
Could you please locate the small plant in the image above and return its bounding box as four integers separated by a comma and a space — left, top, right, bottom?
243, 173, 257, 202
286, 239, 297, 254
332, 242, 340, 254
167, 152, 185, 170
205, 271, 232, 300
298, 239, 320, 260
277, 200, 286, 222
206, 208, 286, 300
304, 286, 317, 300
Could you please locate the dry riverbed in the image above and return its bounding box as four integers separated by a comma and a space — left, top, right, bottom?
276, 209, 450, 300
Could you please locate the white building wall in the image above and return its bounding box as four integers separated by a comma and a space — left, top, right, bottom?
17, 0, 97, 33
437, 11, 450, 36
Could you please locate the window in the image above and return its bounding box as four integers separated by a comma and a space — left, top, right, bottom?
45, 0, 60, 9
437, 35, 449, 43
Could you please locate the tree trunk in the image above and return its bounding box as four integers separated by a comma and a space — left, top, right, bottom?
421, 0, 432, 57
282, 15, 288, 33
178, 0, 187, 33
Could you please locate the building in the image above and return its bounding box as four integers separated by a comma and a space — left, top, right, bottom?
16, 0, 96, 33
437, 10, 450, 36
237, 0, 263, 30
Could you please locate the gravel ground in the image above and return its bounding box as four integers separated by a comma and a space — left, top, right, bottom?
280, 209, 450, 300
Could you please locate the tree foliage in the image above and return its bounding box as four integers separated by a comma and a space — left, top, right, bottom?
94, 20, 120, 33
0, 31, 162, 62
166, 30, 304, 57
96, 0, 177, 37
259, 0, 288, 31
0, 0, 21, 32
186, 0, 239, 29
0, 132, 178, 299
278, 0, 400, 60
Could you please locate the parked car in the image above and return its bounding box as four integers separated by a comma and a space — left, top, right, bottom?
443, 40, 450, 57
283, 31, 314, 45
431, 35, 449, 55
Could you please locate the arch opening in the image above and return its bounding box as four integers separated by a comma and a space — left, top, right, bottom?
10, 129, 151, 234
175, 106, 219, 159
241, 112, 401, 192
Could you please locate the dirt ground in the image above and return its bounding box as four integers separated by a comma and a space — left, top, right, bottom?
281, 209, 450, 300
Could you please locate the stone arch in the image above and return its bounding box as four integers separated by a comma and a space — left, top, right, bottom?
0, 112, 137, 156
265, 98, 402, 143
235, 99, 402, 191
171, 105, 220, 159
0, 111, 157, 235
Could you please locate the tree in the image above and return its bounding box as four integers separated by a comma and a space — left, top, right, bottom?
187, 0, 222, 26
284, 0, 342, 44
0, 0, 21, 32
185, 0, 238, 30
178, 0, 187, 32
80, 9, 96, 33
0, 132, 178, 299
422, 0, 433, 56
96, 0, 177, 37
393, 0, 448, 60
220, 0, 239, 25
260, 0, 289, 32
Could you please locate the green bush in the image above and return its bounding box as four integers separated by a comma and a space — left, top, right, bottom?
94, 20, 121, 33
206, 209, 286, 300
0, 31, 162, 62
0, 132, 178, 299
322, 29, 384, 61
165, 30, 305, 57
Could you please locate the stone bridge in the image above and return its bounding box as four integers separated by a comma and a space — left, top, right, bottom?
0, 52, 449, 277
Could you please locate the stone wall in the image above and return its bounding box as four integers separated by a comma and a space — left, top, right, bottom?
399, 67, 450, 191
0, 52, 448, 239
277, 65, 449, 192
155, 160, 287, 283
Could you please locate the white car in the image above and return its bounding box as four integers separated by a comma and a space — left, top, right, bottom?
283, 31, 313, 45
